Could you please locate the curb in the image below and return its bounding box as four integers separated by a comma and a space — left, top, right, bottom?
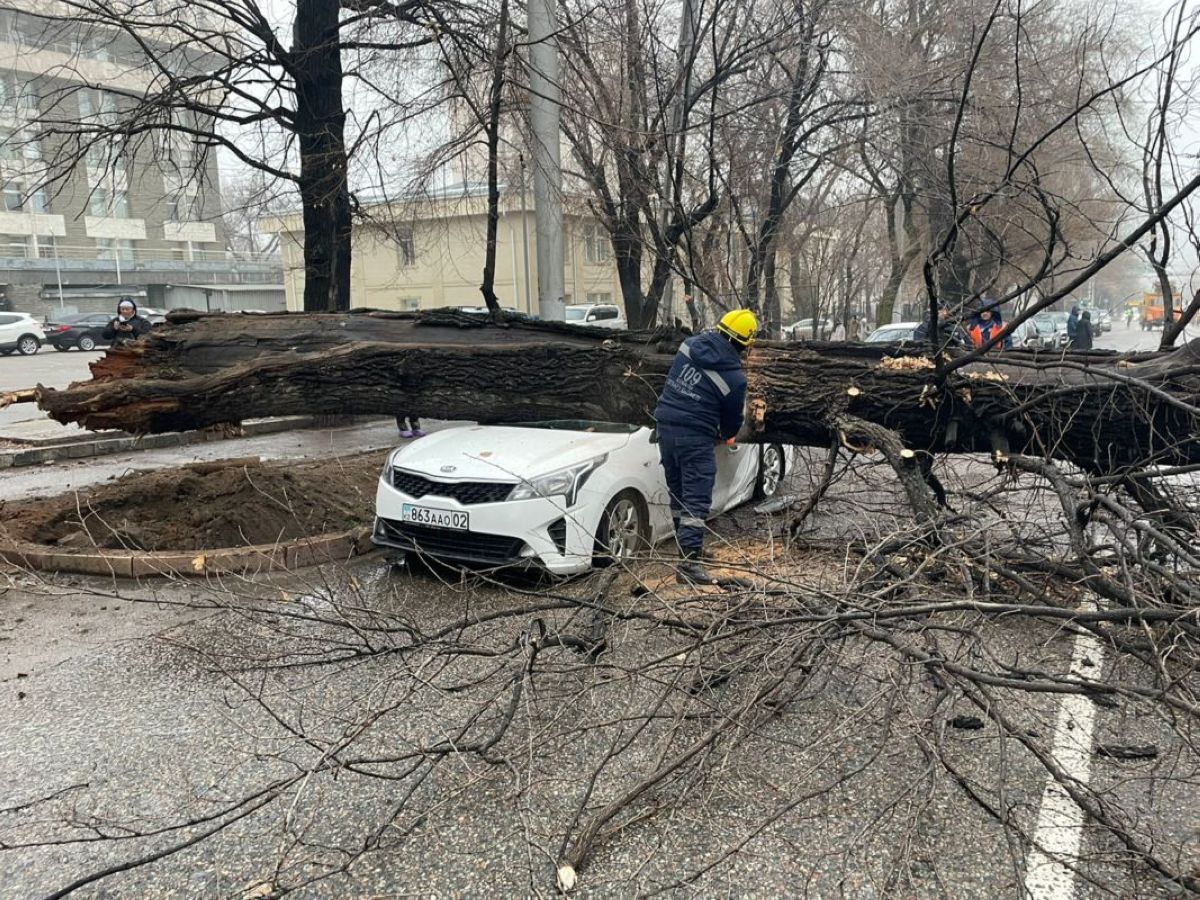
0, 527, 375, 578
0, 416, 319, 470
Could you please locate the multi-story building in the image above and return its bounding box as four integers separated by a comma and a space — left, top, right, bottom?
0, 3, 283, 319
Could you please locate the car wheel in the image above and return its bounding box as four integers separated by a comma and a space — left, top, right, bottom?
754, 444, 786, 499
16, 334, 39, 355
593, 490, 647, 566
77, 334, 96, 351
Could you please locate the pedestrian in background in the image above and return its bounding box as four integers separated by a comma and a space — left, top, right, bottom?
847, 315, 861, 341
1074, 311, 1094, 350
102, 297, 151, 348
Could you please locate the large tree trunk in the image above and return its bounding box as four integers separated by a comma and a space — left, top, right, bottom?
10, 310, 1200, 476
294, 0, 352, 313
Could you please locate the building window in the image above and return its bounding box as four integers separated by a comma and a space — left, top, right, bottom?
89, 187, 109, 217
2, 180, 46, 213
586, 292, 612, 305
96, 238, 134, 263
78, 89, 116, 124
112, 190, 129, 218
2, 182, 20, 211
399, 297, 421, 311
583, 224, 610, 265
396, 229, 415, 267
3, 235, 27, 258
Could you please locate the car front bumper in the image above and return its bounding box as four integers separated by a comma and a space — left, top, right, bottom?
374, 477, 597, 575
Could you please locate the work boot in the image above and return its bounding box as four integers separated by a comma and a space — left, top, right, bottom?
676, 549, 715, 585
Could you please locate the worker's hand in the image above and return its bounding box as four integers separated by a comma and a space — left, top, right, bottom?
722, 437, 736, 447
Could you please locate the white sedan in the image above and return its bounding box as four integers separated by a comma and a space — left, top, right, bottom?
373, 420, 790, 575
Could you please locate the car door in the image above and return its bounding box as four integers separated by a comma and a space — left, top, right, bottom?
0, 314, 18, 345
86, 314, 111, 343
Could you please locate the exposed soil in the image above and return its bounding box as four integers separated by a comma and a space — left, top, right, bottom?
0, 451, 387, 551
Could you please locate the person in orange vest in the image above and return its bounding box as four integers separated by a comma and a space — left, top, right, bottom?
967, 301, 1013, 350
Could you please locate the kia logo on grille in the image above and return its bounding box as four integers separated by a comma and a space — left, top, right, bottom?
440, 465, 457, 473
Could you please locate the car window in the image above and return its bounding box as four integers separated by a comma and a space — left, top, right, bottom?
0, 314, 17, 326
565, 308, 588, 322
593, 308, 619, 320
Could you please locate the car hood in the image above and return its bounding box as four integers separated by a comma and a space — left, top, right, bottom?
390, 425, 635, 481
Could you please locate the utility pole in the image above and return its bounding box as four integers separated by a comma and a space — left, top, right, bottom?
528, 0, 565, 321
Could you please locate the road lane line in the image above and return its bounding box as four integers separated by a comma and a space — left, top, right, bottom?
1024, 612, 1103, 900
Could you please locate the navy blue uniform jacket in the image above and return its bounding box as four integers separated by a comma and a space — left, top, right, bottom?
654, 332, 747, 440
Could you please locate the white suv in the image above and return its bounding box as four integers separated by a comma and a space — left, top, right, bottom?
0, 312, 44, 355
565, 303, 626, 329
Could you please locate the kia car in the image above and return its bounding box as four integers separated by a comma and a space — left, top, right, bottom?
373, 420, 790, 574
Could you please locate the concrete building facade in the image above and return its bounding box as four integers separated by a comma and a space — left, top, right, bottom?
0, 3, 283, 320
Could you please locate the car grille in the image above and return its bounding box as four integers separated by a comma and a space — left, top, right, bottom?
391, 470, 514, 505
376, 518, 527, 565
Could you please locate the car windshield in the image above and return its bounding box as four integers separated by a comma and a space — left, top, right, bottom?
502, 419, 640, 434
564, 308, 588, 322
868, 327, 915, 342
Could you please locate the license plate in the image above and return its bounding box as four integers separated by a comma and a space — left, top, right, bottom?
401, 504, 469, 530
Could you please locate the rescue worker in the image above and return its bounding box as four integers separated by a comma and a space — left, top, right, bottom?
966, 303, 1013, 349
654, 309, 756, 584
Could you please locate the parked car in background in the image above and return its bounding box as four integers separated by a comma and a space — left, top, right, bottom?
1032, 312, 1069, 348
138, 306, 168, 326
565, 303, 626, 329
43, 312, 114, 351
787, 318, 835, 340
0, 312, 44, 355
374, 420, 791, 575
1094, 310, 1112, 333
865, 321, 920, 343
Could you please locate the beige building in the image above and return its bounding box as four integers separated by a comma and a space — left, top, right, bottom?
268, 186, 626, 315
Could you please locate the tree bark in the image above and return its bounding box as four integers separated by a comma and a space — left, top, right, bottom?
294, 0, 352, 312
13, 310, 1200, 476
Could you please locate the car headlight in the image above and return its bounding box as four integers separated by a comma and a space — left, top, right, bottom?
382, 451, 398, 482
508, 455, 607, 506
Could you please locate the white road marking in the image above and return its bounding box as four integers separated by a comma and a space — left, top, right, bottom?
1024, 610, 1104, 900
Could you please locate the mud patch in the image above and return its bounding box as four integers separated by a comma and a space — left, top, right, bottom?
0, 451, 387, 551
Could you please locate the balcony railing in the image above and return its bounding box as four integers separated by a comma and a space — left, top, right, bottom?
0, 243, 283, 281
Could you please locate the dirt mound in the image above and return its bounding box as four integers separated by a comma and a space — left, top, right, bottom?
1, 452, 387, 552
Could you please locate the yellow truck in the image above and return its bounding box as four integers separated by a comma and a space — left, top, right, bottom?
1141, 290, 1182, 330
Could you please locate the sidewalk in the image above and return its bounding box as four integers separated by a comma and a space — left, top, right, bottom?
0, 418, 409, 503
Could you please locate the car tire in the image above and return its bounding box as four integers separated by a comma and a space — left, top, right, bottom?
754, 444, 786, 499
77, 334, 97, 351
593, 489, 648, 567
16, 334, 39, 355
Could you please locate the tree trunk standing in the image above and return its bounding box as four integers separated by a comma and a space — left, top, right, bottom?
294, 0, 352, 312
478, 0, 511, 316
614, 228, 649, 327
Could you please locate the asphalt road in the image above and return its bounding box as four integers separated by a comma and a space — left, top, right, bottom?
0, 347, 96, 431
0, 320, 1193, 898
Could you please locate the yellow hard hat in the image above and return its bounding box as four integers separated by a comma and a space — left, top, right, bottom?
717, 308, 758, 347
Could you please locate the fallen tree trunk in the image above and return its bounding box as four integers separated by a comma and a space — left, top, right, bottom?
7, 309, 1200, 473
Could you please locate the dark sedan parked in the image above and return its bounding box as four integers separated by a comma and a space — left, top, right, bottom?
44, 312, 115, 351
